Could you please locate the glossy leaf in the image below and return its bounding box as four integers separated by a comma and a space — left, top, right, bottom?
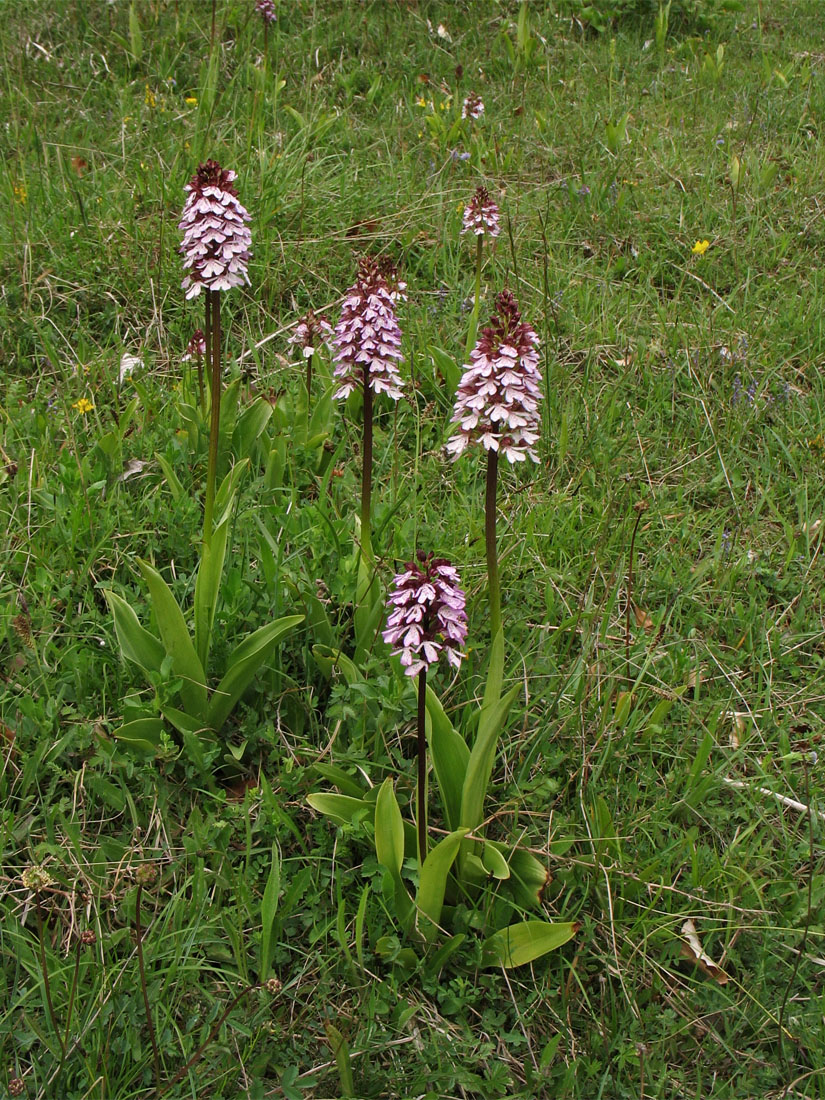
208, 614, 303, 731
307, 792, 371, 827
425, 686, 469, 831
460, 683, 519, 831
111, 717, 164, 753
105, 589, 164, 674
259, 844, 281, 981
417, 828, 467, 940
480, 920, 579, 969
137, 559, 207, 720
194, 514, 229, 670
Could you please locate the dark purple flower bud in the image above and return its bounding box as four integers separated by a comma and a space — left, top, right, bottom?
256, 0, 277, 23
447, 289, 542, 464
383, 552, 468, 677
179, 160, 252, 299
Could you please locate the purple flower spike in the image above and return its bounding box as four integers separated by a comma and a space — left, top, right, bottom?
462, 91, 485, 120
383, 552, 468, 678
462, 185, 500, 239
447, 289, 542, 464
256, 0, 277, 22
289, 311, 333, 359
179, 160, 252, 300
181, 329, 207, 361
331, 256, 405, 401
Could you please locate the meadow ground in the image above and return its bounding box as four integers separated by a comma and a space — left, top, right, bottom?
1, 1, 825, 1097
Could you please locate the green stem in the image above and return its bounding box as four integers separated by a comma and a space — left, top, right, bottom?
204, 291, 213, 392
417, 668, 428, 863
485, 448, 501, 639
62, 938, 83, 1056
35, 890, 65, 1058
465, 235, 484, 360
360, 365, 373, 563
135, 884, 162, 1093
203, 289, 222, 547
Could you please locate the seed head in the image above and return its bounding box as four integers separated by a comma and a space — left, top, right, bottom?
135, 863, 158, 888
331, 257, 405, 401
288, 311, 333, 359
462, 186, 500, 239
8, 1077, 25, 1097
462, 91, 485, 120
80, 929, 97, 947
447, 289, 542, 464
383, 552, 468, 677
265, 976, 282, 995
21, 865, 53, 892
179, 160, 252, 299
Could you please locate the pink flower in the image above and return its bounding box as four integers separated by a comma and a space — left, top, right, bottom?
181, 329, 207, 361
256, 0, 276, 23
462, 185, 500, 239
288, 311, 333, 359
179, 160, 252, 300
383, 552, 468, 677
447, 289, 542, 464
331, 256, 404, 401
462, 91, 484, 120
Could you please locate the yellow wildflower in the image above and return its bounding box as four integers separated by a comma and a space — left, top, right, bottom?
692, 239, 710, 256
13, 181, 27, 205
144, 85, 156, 108
185, 96, 198, 106
72, 398, 94, 415
416, 96, 427, 107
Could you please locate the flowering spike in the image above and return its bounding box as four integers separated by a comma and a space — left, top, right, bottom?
181, 329, 207, 361
256, 0, 277, 22
331, 256, 405, 401
462, 91, 485, 120
383, 552, 468, 678
447, 289, 542, 464
462, 185, 500, 239
288, 311, 333, 359
178, 160, 252, 299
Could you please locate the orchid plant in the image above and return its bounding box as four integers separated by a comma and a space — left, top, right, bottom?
308, 552, 576, 968
105, 158, 302, 778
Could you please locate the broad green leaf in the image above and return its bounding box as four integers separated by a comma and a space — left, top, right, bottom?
311, 644, 364, 685
104, 590, 164, 674
500, 845, 549, 908
417, 828, 467, 941
482, 627, 505, 713
425, 687, 469, 831
259, 844, 281, 981
160, 705, 212, 740
374, 779, 414, 930
374, 778, 404, 875
207, 614, 303, 731
214, 458, 250, 522
111, 717, 164, 752
218, 378, 242, 451
194, 514, 229, 669
480, 920, 579, 969
233, 397, 273, 461
137, 559, 207, 720
353, 552, 383, 665
324, 1023, 354, 1098
311, 763, 367, 799
154, 452, 185, 501
460, 683, 519, 831
481, 843, 510, 880
307, 792, 372, 826
423, 933, 465, 975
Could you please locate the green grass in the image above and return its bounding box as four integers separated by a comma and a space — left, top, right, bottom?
2, 0, 825, 1096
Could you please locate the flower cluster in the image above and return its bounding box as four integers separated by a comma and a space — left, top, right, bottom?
331, 257, 405, 400
691, 238, 710, 256
462, 185, 500, 239
179, 160, 252, 299
447, 290, 542, 463
256, 0, 276, 22
288, 311, 333, 359
181, 329, 207, 361
383, 552, 468, 677
462, 91, 484, 120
